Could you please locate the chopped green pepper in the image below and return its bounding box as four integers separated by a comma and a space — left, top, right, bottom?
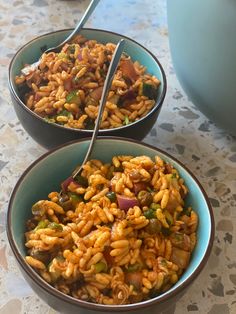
58, 109, 72, 117
69, 192, 82, 202
67, 44, 75, 55
74, 175, 88, 187
58, 52, 68, 59
32, 201, 46, 216
68, 193, 83, 209
124, 115, 130, 125
48, 222, 63, 232
142, 82, 158, 100
66, 90, 81, 105
144, 203, 161, 219
147, 186, 153, 193
43, 116, 55, 123
106, 191, 117, 202
94, 261, 108, 273
144, 208, 156, 219
150, 203, 161, 210
164, 210, 174, 226
35, 220, 49, 231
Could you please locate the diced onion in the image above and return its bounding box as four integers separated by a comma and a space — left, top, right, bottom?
170, 247, 190, 269
61, 176, 80, 192
117, 194, 139, 211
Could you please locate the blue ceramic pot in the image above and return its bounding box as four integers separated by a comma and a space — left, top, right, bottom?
167, 0, 236, 136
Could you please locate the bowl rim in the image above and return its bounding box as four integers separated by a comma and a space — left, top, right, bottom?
8, 28, 167, 134
7, 136, 215, 311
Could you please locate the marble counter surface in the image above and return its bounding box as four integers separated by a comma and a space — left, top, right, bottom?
0, 0, 235, 313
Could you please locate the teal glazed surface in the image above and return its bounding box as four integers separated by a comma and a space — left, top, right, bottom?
8, 138, 214, 313
167, 0, 236, 136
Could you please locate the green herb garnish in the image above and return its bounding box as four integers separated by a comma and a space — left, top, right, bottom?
35, 220, 49, 231
48, 222, 63, 232
58, 109, 71, 117
142, 83, 158, 100
124, 115, 130, 125
143, 208, 156, 219
66, 90, 81, 105
106, 191, 117, 202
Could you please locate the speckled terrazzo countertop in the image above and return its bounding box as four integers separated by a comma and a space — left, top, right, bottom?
0, 0, 236, 313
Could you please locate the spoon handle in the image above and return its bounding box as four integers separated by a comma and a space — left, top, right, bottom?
58, 0, 100, 48
72, 39, 126, 179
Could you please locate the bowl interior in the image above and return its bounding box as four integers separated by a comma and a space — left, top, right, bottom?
10, 28, 165, 107
8, 138, 213, 303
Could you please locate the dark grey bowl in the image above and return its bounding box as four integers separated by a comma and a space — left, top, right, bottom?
7, 138, 214, 314
8, 28, 167, 150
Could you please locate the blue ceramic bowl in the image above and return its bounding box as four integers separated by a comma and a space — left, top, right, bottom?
7, 138, 214, 314
8, 29, 166, 150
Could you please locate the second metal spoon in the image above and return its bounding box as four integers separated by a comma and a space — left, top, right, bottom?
61, 38, 125, 191
22, 0, 100, 75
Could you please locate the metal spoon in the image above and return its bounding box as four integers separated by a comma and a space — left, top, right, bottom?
61, 39, 125, 193
21, 0, 100, 75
